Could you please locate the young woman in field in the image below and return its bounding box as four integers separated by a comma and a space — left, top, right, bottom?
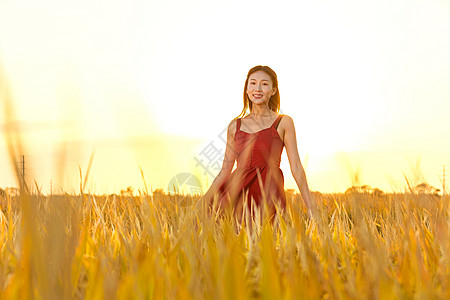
201, 65, 314, 221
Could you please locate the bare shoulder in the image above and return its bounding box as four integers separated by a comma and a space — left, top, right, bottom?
279, 114, 295, 129
227, 118, 238, 137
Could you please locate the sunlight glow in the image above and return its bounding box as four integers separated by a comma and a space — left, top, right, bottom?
1, 0, 449, 194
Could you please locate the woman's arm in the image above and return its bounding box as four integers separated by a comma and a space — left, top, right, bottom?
200, 119, 238, 206
282, 115, 315, 213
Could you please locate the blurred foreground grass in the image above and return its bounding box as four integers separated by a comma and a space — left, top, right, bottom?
0, 189, 449, 299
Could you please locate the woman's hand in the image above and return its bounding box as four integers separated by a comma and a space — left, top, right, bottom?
305, 199, 318, 220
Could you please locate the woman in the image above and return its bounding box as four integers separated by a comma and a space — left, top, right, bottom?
201, 65, 314, 221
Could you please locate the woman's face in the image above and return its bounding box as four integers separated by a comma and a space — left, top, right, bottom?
246, 70, 277, 106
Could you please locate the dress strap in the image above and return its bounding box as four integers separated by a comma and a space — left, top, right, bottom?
236, 118, 241, 133
272, 114, 284, 129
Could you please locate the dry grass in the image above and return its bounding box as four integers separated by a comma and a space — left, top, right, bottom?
2, 71, 449, 299
0, 189, 449, 299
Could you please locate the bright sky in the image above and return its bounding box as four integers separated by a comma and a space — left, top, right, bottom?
1, 0, 449, 195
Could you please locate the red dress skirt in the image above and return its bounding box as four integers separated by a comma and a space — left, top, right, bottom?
216, 114, 287, 218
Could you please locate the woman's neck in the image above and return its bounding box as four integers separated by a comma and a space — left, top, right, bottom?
249, 105, 276, 118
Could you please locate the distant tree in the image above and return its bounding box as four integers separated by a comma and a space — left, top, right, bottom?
345, 185, 384, 197
415, 183, 440, 196
372, 188, 384, 198
120, 186, 134, 197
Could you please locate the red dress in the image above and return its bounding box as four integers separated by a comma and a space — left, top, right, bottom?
216, 114, 287, 217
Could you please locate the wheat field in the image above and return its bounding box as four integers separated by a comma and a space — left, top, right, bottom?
0, 186, 449, 299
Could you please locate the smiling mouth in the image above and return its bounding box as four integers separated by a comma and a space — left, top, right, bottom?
253, 94, 263, 99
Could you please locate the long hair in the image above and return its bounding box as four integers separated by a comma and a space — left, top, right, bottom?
235, 65, 280, 120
